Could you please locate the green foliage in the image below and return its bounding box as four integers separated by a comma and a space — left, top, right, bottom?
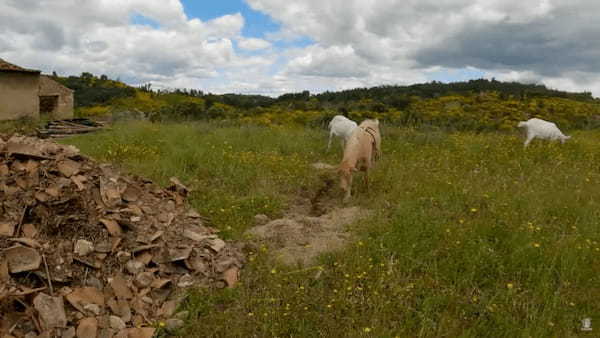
0, 117, 44, 134
76, 105, 111, 117
56, 72, 135, 107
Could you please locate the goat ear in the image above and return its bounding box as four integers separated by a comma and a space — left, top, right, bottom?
352, 167, 358, 172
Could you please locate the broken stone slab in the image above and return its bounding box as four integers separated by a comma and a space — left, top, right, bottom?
65, 287, 105, 313
95, 315, 110, 329
94, 241, 112, 253
223, 267, 240, 288
168, 246, 192, 262
167, 177, 189, 196
25, 159, 40, 173
125, 328, 155, 338
111, 238, 122, 252
134, 272, 154, 289
76, 317, 98, 338
185, 209, 201, 218
71, 175, 87, 191
5, 137, 51, 159
134, 252, 153, 266
0, 222, 15, 237
16, 176, 31, 189
158, 300, 178, 319
33, 293, 67, 330
113, 330, 128, 338
150, 278, 171, 289
3, 245, 41, 273
0, 163, 8, 176
57, 159, 81, 178
136, 231, 163, 244
109, 316, 126, 331
182, 228, 212, 242
100, 219, 122, 237
157, 212, 175, 225
98, 328, 116, 338
215, 258, 236, 273
74, 240, 94, 256
150, 288, 171, 306
83, 303, 102, 316
109, 274, 133, 300
114, 300, 132, 323
85, 275, 104, 290
8, 237, 42, 248
177, 274, 194, 288
122, 185, 142, 202
22, 223, 38, 238
100, 177, 123, 208
184, 256, 208, 274
45, 185, 61, 197
116, 251, 132, 264
73, 257, 101, 269
0, 255, 9, 282
131, 245, 159, 255
125, 260, 145, 275
62, 326, 76, 338
207, 238, 226, 253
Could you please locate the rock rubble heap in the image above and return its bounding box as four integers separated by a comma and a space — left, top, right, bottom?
0, 134, 244, 338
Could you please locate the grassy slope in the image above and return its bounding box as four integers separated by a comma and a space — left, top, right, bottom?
64, 122, 600, 337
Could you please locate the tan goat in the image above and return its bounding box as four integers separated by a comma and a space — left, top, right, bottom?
338, 119, 381, 202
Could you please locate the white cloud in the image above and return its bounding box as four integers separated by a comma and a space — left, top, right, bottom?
2, 0, 600, 97
285, 45, 369, 78
247, 0, 600, 96
0, 0, 248, 91
236, 37, 271, 50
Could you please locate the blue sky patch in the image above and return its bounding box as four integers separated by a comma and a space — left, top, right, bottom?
180, 0, 280, 38
130, 13, 161, 29
426, 68, 487, 83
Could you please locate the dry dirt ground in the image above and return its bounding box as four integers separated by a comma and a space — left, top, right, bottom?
246, 163, 370, 266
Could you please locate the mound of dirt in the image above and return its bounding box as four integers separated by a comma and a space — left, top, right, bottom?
246, 207, 368, 265
0, 134, 244, 337
246, 170, 369, 266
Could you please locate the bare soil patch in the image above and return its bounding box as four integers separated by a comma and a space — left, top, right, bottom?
246, 167, 369, 266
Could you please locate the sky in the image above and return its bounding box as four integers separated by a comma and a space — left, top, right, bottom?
1, 0, 599, 97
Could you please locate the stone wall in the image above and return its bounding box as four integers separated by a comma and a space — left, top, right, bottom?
39, 75, 74, 119
0, 72, 40, 121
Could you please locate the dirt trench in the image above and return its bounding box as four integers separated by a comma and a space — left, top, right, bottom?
246, 167, 369, 266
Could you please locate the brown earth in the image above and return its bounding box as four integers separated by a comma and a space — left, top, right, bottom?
246, 168, 369, 266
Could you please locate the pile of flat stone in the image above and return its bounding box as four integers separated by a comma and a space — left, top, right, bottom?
37, 119, 106, 139
0, 134, 244, 338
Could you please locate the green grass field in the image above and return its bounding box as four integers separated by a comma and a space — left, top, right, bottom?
63, 121, 600, 337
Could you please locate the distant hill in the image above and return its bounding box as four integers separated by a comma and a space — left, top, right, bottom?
53, 73, 600, 130
53, 72, 136, 107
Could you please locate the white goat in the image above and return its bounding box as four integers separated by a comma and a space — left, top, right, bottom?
338, 119, 381, 202
327, 115, 357, 151
517, 118, 571, 147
